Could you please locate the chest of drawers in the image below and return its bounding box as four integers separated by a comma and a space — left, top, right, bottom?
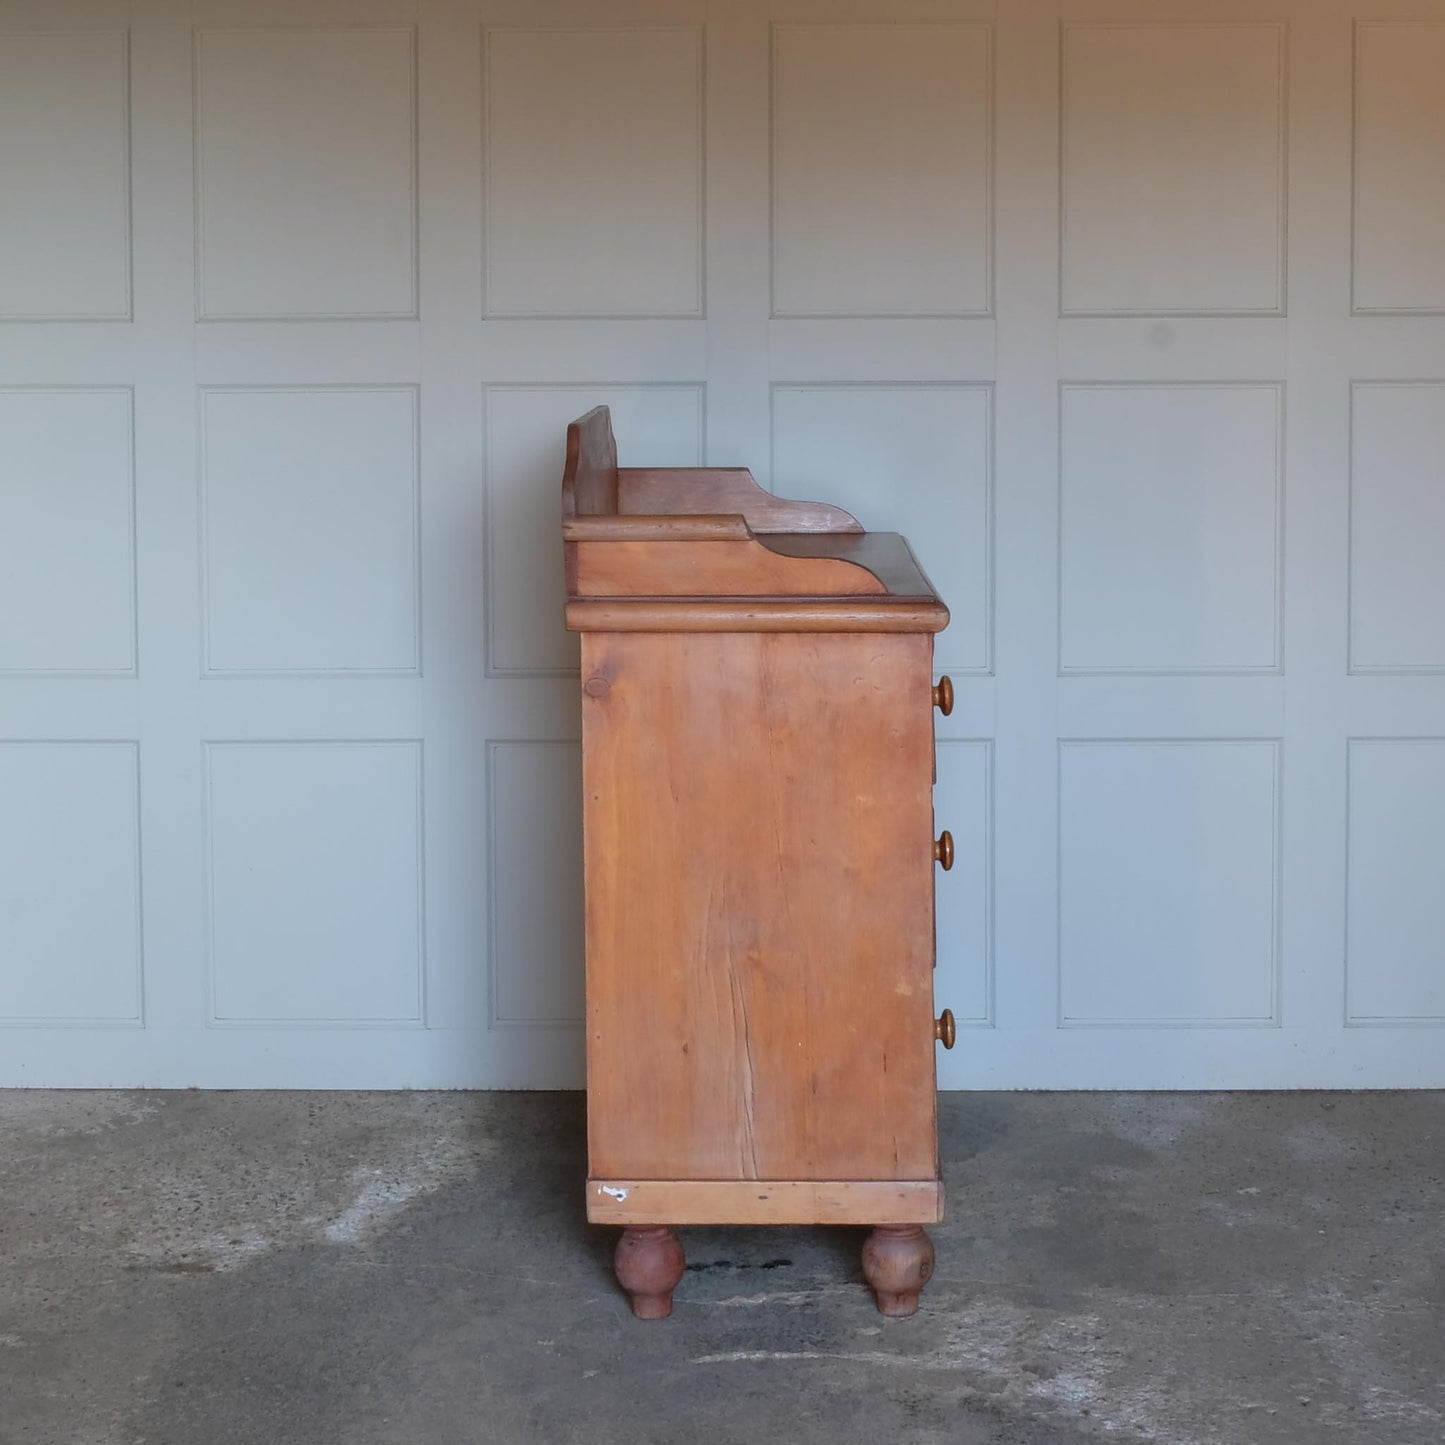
562, 406, 954, 1318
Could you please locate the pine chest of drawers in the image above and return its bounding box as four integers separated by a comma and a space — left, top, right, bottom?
562, 406, 955, 1318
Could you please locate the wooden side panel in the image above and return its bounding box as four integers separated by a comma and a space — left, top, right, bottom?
561, 406, 619, 519
760, 533, 941, 600
574, 538, 887, 598
582, 630, 938, 1183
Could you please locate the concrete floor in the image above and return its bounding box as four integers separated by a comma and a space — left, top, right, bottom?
1, 1092, 1441, 1445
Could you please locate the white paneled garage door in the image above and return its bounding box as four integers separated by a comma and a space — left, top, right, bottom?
2, 0, 1443, 1088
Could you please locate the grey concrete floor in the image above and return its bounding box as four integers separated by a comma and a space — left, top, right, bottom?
1, 1092, 1442, 1445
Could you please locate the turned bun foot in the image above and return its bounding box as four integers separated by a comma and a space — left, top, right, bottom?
862, 1224, 935, 1318
614, 1226, 685, 1319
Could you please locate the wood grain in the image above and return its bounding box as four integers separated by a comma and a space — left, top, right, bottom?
587, 1178, 944, 1226
574, 537, 888, 598
759, 532, 941, 600
581, 630, 940, 1184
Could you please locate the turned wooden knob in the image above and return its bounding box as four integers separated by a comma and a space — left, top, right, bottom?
934, 830, 954, 870
932, 675, 954, 716
934, 1008, 956, 1050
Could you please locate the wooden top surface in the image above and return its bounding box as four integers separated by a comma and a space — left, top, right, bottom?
561, 406, 950, 632
567, 529, 949, 630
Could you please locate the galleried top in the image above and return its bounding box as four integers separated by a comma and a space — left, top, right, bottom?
561, 406, 949, 635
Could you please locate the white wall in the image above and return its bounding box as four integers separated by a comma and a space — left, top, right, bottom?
1, 0, 1443, 1088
